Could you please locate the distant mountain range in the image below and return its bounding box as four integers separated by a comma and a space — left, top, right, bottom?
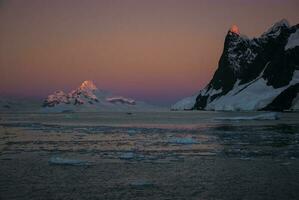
172, 19, 299, 111
42, 80, 160, 112
1, 19, 298, 113
0, 80, 161, 112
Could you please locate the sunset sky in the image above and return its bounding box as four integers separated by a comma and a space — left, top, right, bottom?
1, 0, 299, 105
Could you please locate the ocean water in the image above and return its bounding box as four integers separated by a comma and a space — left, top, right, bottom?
0, 111, 299, 200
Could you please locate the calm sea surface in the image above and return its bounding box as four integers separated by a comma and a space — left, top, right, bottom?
1, 111, 299, 200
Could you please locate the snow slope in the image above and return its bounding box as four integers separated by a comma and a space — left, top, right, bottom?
285, 29, 299, 50
206, 70, 298, 111
171, 94, 198, 110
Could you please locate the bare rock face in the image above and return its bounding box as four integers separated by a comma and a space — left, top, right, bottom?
173, 19, 299, 111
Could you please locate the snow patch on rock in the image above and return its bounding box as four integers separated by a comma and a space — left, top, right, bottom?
262, 19, 290, 38
285, 29, 299, 50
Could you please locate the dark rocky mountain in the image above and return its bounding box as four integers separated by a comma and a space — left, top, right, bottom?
172, 19, 299, 111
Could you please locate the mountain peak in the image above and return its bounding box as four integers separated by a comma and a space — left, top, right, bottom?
262, 19, 290, 37
229, 25, 240, 35
79, 80, 97, 91
42, 80, 160, 111
273, 19, 290, 28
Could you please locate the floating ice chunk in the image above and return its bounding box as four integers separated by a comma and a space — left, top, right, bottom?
127, 130, 138, 135
215, 112, 280, 121
168, 137, 198, 144
119, 152, 146, 160
48, 157, 91, 166
281, 162, 291, 166
130, 180, 154, 188
119, 152, 135, 160
240, 157, 252, 161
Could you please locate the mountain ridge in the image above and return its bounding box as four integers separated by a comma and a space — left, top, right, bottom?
43, 80, 160, 112
172, 19, 299, 111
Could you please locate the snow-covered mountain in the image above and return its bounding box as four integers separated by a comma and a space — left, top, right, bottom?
172, 19, 299, 111
43, 80, 160, 112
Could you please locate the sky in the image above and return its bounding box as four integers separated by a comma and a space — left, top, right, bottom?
0, 0, 299, 105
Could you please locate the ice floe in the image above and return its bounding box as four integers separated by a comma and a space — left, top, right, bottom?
168, 137, 198, 144
48, 157, 91, 166
214, 112, 280, 121
130, 180, 154, 188
119, 152, 135, 160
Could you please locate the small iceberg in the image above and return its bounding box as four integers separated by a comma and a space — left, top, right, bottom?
168, 137, 198, 144
48, 157, 91, 166
127, 130, 138, 135
119, 152, 146, 160
215, 112, 280, 121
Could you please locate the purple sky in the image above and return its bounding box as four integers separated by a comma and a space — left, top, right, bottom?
0, 0, 299, 105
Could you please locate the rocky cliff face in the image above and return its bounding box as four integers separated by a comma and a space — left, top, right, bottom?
172, 19, 299, 111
